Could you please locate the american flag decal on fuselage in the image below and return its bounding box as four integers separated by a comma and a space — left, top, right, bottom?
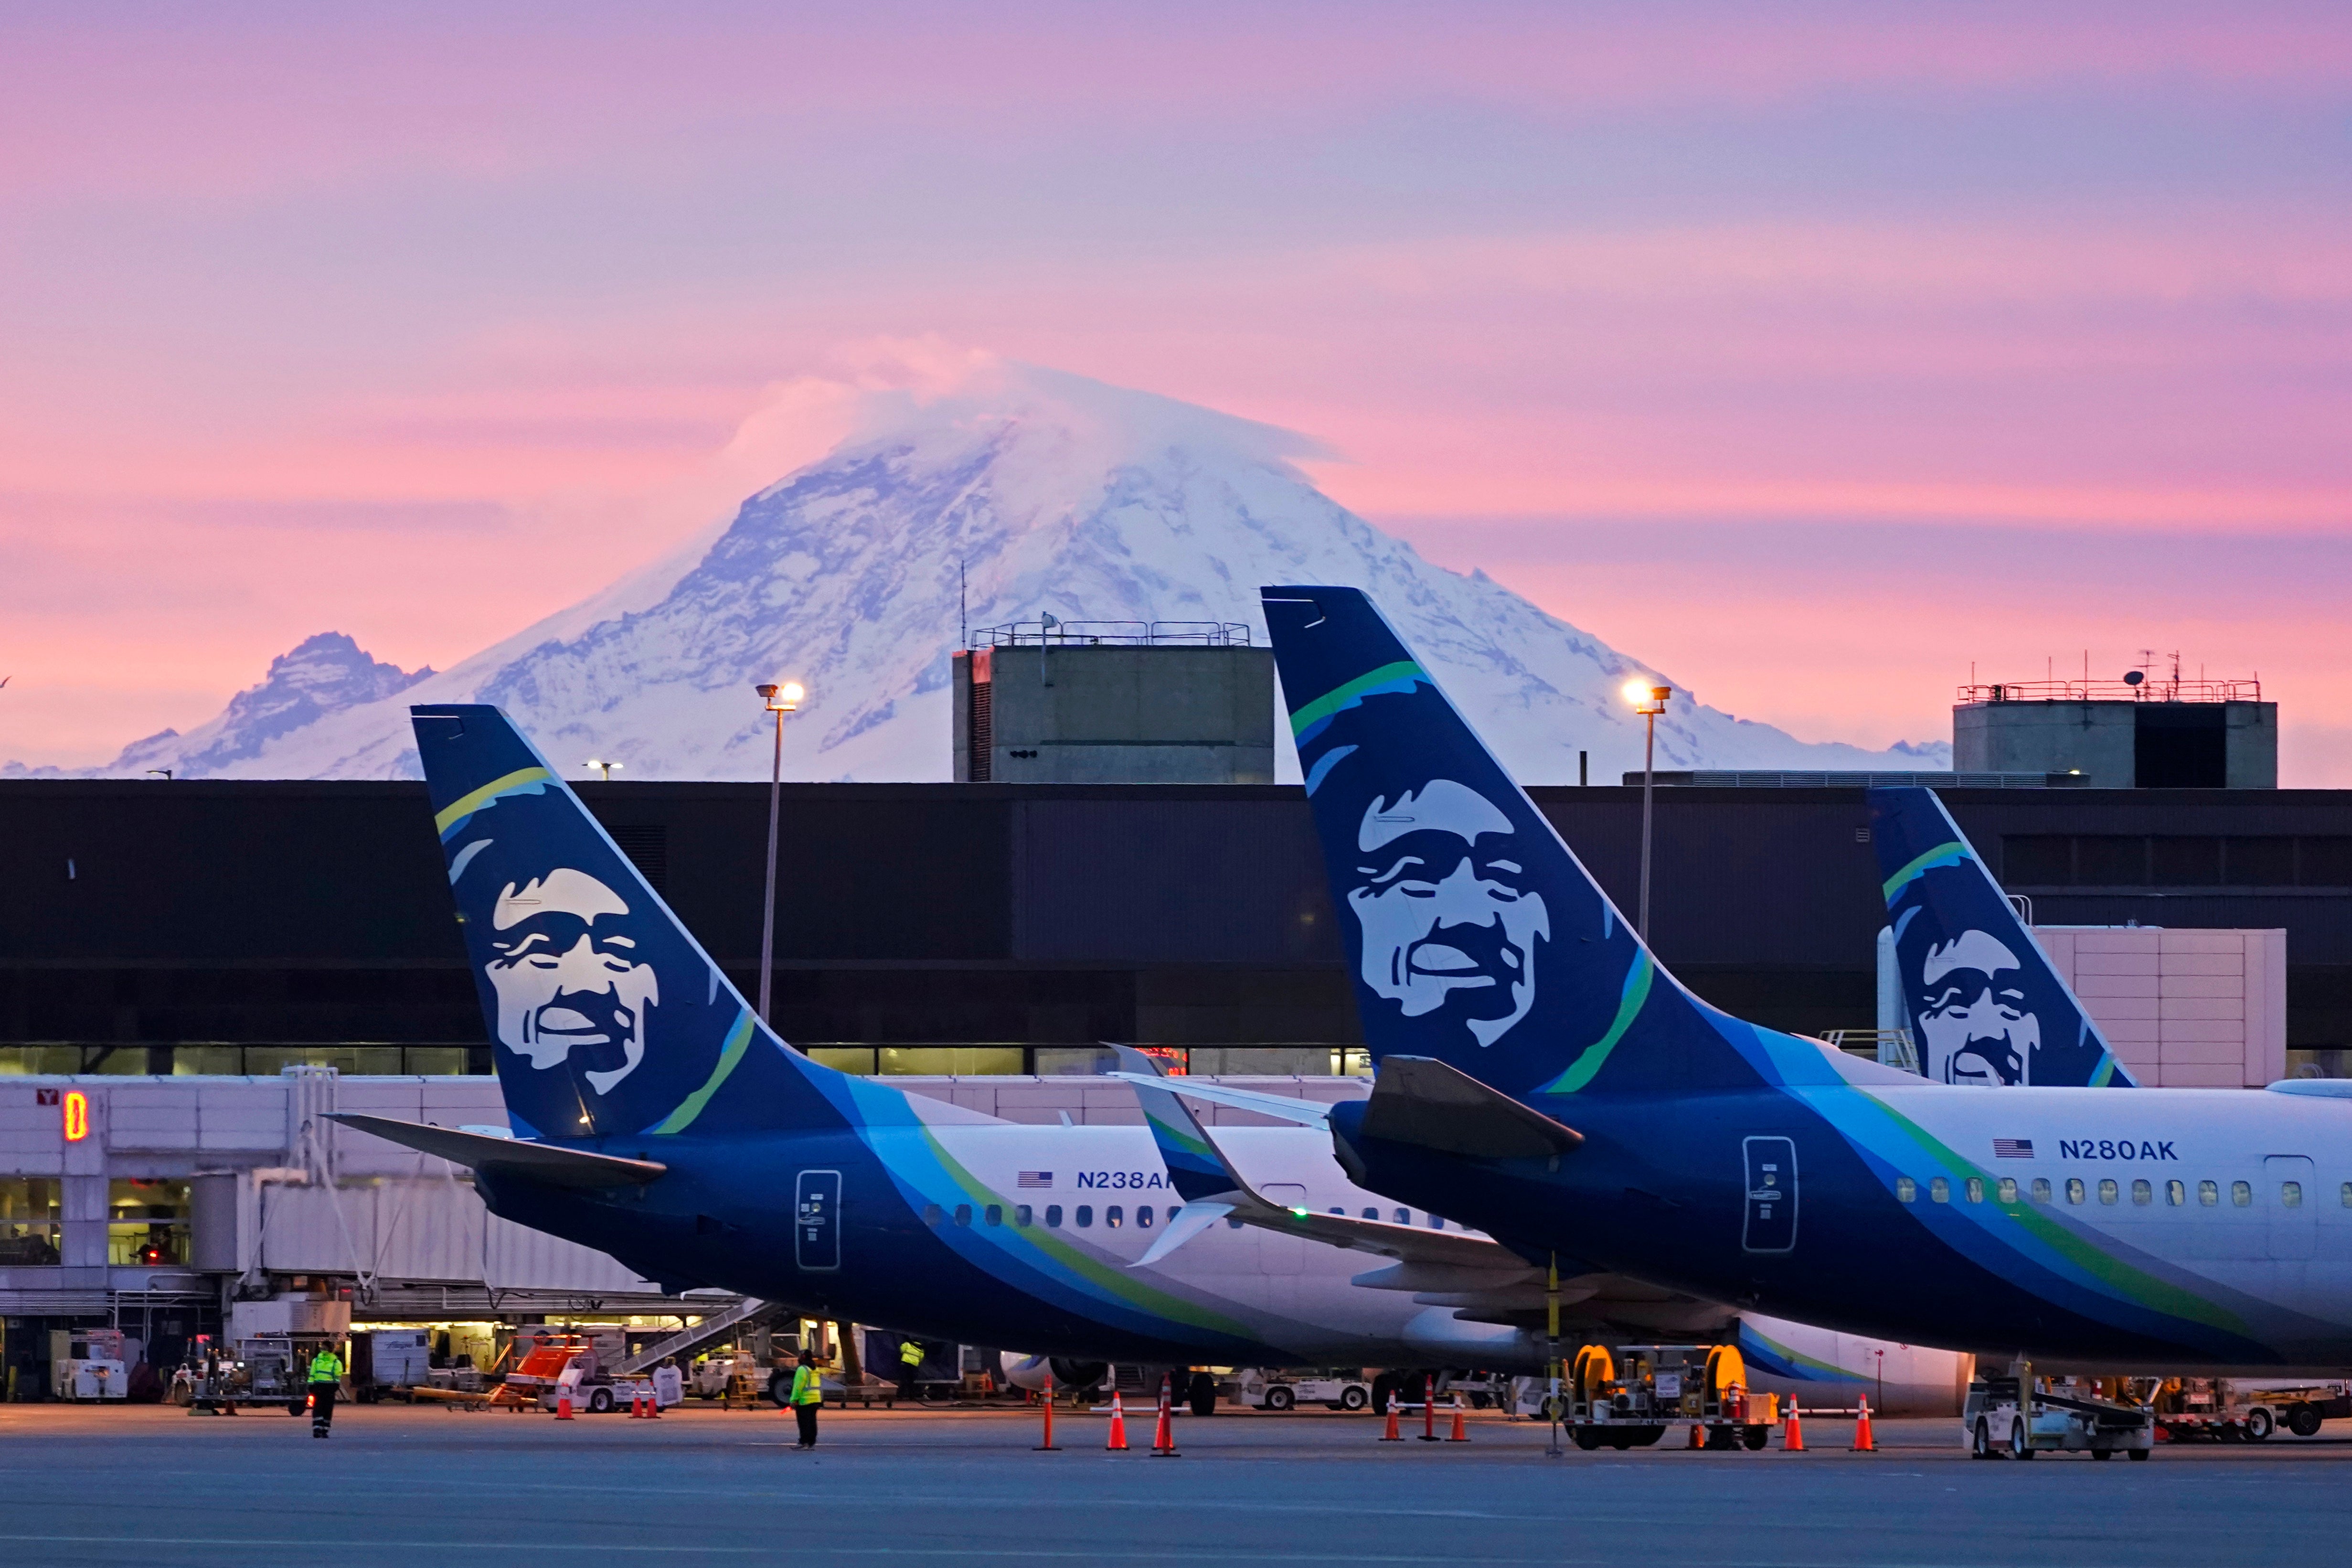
1017, 1171, 1053, 1189
1993, 1139, 2034, 1159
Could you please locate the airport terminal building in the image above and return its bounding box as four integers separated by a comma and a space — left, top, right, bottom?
8, 777, 2350, 1069
4, 754, 2350, 1393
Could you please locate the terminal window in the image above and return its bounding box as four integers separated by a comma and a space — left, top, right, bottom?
0, 1177, 62, 1266
107, 1177, 188, 1266
2002, 834, 2352, 888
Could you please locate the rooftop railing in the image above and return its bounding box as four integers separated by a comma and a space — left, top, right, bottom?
979, 620, 1253, 648
1958, 678, 2261, 704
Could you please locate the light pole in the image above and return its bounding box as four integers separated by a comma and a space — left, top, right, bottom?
753, 681, 804, 1025
1621, 679, 1671, 942
585, 759, 621, 782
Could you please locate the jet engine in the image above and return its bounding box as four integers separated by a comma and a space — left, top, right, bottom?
998, 1353, 1109, 1395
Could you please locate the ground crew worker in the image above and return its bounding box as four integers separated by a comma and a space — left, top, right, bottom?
896, 1337, 924, 1394
307, 1343, 346, 1438
789, 1350, 823, 1448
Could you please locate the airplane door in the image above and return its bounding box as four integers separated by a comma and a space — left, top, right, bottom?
795, 1170, 841, 1272
2265, 1156, 2314, 1261
1742, 1138, 1798, 1254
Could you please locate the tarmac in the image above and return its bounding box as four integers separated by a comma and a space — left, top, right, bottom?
2, 1400, 2348, 1567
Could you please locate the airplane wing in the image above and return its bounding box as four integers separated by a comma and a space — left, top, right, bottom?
1110, 1045, 1525, 1272
1101, 1069, 1336, 1129
1110, 1051, 1730, 1330
327, 1112, 668, 1189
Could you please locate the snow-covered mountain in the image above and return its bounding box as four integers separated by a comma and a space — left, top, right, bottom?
25, 362, 1947, 784
7, 633, 433, 780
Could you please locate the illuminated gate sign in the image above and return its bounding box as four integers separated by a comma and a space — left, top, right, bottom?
62, 1090, 90, 1142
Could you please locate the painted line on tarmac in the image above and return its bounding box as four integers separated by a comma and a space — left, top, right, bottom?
426, 1475, 1534, 1519
0, 1542, 2245, 1568
0, 1539, 1572, 1563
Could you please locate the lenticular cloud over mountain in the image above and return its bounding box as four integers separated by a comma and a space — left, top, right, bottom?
46, 360, 1947, 783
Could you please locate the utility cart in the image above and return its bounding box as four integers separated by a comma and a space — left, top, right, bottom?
1963, 1367, 2154, 1460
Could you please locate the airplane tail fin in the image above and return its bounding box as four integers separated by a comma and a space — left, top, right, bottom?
1261, 587, 1820, 1100
411, 704, 860, 1140
1870, 788, 2133, 1088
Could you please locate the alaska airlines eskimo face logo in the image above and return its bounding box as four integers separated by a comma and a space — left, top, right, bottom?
1916, 928, 2040, 1087
483, 867, 660, 1096
1347, 779, 1550, 1047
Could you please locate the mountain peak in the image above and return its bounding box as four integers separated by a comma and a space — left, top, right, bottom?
102, 632, 432, 777
29, 360, 1947, 782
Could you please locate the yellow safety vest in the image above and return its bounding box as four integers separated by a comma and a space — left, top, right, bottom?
899, 1341, 924, 1367
790, 1365, 822, 1406
309, 1350, 344, 1382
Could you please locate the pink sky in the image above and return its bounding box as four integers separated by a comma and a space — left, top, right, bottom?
4, 2, 2349, 778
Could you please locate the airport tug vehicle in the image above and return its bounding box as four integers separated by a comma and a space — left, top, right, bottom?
1564, 1344, 1777, 1451
1963, 1364, 2154, 1460
1230, 1368, 1374, 1412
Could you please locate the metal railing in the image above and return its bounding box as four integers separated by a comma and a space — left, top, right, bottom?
979, 620, 1252, 648
1820, 1029, 1921, 1075
0, 1044, 481, 1077
614, 1300, 785, 1377
1958, 678, 2260, 704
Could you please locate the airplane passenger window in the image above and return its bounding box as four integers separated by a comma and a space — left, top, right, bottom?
1107, 1206, 1124, 1227
1075, 1205, 1093, 1227
1015, 1205, 1032, 1228
1138, 1206, 1154, 1228
2232, 1182, 2253, 1207
1394, 1209, 1410, 1225
984, 1205, 1003, 1227
954, 1204, 972, 1227
2342, 1183, 2352, 1208
2282, 1182, 2303, 1209
2167, 1181, 2185, 1206
1428, 1216, 1445, 1229
1330, 1206, 1345, 1216
1965, 1178, 1984, 1204
2031, 1178, 2051, 1203
1362, 1208, 1378, 1220
1997, 1178, 2018, 1205
2199, 1181, 2219, 1206
1046, 1205, 1063, 1227
923, 1204, 942, 1226
1929, 1177, 1949, 1204
2066, 1179, 2086, 1205
2131, 1180, 2151, 1205
2098, 1180, 2118, 1205
1896, 1177, 1916, 1202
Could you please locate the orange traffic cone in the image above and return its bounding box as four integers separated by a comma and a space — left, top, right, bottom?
1150, 1375, 1180, 1458
1447, 1394, 1469, 1443
647, 1383, 662, 1419
555, 1387, 575, 1421
1418, 1376, 1439, 1441
1105, 1391, 1129, 1451
1851, 1396, 1875, 1452
1379, 1394, 1403, 1441
1781, 1402, 1802, 1451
